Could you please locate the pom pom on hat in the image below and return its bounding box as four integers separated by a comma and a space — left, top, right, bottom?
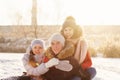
62, 16, 77, 30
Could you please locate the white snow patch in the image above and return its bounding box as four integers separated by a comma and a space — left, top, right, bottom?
0, 53, 120, 80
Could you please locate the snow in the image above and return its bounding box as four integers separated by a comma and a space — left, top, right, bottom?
0, 53, 120, 80
92, 57, 120, 80
0, 53, 25, 79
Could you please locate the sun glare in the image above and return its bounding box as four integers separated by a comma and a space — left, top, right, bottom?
0, 0, 120, 25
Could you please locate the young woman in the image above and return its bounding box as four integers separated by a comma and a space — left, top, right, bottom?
42, 33, 80, 80
60, 16, 96, 80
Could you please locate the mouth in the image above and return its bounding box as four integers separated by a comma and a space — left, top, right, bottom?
66, 35, 72, 38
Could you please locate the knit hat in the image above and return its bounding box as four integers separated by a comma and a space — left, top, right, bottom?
50, 33, 65, 47
66, 16, 76, 22
62, 16, 77, 29
61, 16, 82, 39
31, 39, 45, 48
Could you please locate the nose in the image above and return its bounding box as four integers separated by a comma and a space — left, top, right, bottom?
54, 45, 58, 49
36, 48, 40, 51
66, 30, 70, 34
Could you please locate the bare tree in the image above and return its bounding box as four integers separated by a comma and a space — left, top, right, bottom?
31, 0, 38, 38
11, 12, 29, 39
16, 12, 22, 25
53, 0, 61, 26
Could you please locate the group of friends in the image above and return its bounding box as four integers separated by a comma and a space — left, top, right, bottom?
18, 16, 96, 80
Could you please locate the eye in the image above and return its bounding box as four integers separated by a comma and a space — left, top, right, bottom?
68, 28, 73, 31
56, 41, 60, 45
51, 42, 55, 45
33, 46, 37, 49
38, 46, 42, 49
64, 29, 68, 31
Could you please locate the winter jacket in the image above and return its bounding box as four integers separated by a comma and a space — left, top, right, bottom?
45, 41, 75, 59
75, 39, 92, 70
43, 57, 80, 80
81, 51, 92, 70
22, 53, 49, 76
42, 43, 80, 80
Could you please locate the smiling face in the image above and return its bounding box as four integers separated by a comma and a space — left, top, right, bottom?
51, 40, 63, 55
32, 44, 44, 54
63, 27, 74, 39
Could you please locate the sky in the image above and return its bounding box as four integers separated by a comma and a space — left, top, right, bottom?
0, 0, 120, 25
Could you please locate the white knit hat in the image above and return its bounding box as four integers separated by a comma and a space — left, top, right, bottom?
50, 33, 65, 46
31, 39, 45, 48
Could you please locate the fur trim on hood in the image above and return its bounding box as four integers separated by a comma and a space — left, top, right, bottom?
45, 41, 75, 59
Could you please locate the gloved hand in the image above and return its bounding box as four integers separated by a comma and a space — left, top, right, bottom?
55, 60, 73, 71
45, 58, 59, 68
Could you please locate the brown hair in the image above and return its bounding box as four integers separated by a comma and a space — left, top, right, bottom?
29, 50, 38, 67
60, 16, 83, 39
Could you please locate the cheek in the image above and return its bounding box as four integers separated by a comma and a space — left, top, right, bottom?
70, 30, 74, 35
64, 31, 68, 35
51, 46, 57, 51
57, 45, 63, 50
39, 49, 43, 53
33, 49, 43, 54
32, 50, 36, 54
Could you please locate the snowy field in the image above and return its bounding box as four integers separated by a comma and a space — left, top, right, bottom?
0, 53, 120, 80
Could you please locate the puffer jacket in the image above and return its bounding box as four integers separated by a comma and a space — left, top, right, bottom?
22, 52, 49, 76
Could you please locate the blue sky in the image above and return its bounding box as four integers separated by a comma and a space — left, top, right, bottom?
0, 0, 120, 25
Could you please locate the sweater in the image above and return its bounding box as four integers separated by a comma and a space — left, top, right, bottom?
22, 53, 49, 76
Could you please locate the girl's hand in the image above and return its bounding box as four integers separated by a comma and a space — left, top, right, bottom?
45, 58, 59, 68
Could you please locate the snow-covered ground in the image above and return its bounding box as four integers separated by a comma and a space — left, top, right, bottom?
0, 53, 120, 80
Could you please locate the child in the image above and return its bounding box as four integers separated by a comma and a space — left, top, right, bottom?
20, 39, 59, 80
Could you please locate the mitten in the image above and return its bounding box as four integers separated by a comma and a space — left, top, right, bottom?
45, 58, 59, 68
55, 60, 73, 71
